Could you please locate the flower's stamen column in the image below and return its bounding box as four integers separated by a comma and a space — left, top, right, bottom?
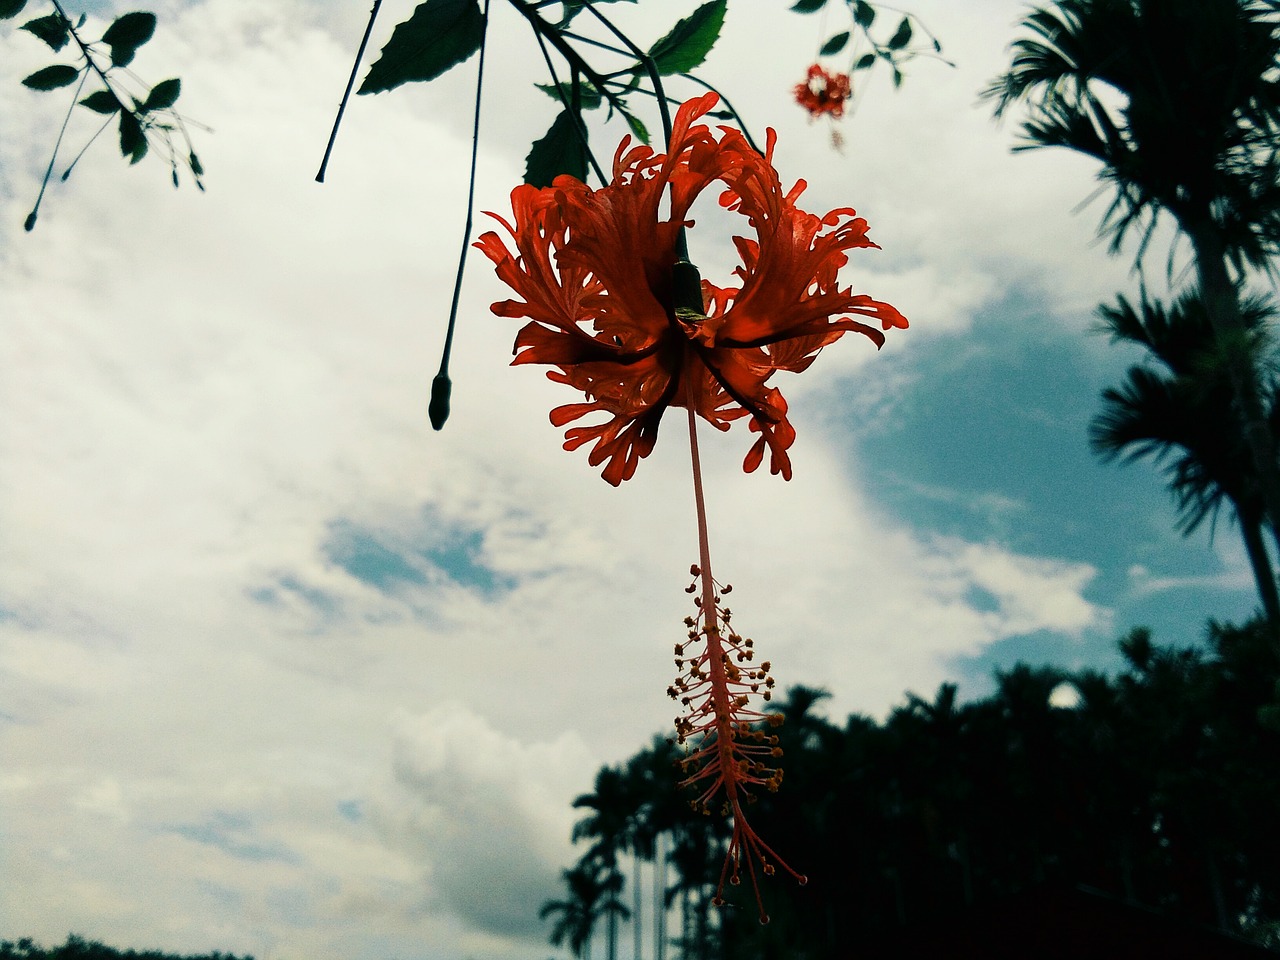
675, 376, 806, 923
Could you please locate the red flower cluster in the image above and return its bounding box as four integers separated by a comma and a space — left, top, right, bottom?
475, 92, 905, 485
794, 63, 852, 118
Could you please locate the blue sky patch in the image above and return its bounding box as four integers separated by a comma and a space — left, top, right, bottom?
172, 811, 300, 865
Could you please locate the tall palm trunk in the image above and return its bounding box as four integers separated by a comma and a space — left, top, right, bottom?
633, 851, 643, 960
1238, 508, 1280, 624
653, 834, 666, 960
1191, 226, 1280, 557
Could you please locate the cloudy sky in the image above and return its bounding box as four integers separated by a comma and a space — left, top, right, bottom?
0, 0, 1266, 957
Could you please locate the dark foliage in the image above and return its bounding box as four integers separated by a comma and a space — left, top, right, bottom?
549, 616, 1280, 957
0, 935, 253, 960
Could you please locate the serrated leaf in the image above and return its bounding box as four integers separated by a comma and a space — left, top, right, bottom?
20, 13, 70, 50
789, 0, 825, 12
22, 64, 80, 90
854, 52, 876, 70
524, 109, 587, 188
0, 0, 28, 20
79, 89, 122, 113
359, 0, 483, 95
535, 81, 602, 111
118, 109, 148, 163
141, 77, 180, 112
646, 0, 726, 76
887, 16, 912, 50
853, 0, 875, 29
820, 31, 850, 55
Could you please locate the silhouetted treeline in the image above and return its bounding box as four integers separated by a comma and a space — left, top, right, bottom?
549, 616, 1280, 958
0, 935, 252, 960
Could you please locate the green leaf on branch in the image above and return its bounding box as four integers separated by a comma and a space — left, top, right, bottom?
887, 16, 912, 50
789, 0, 826, 12
22, 64, 80, 90
558, 0, 635, 27
359, 0, 483, 95
20, 12, 70, 50
524, 109, 587, 188
79, 89, 122, 113
536, 80, 602, 111
820, 31, 850, 55
118, 109, 148, 163
853, 0, 876, 28
141, 78, 180, 111
1, 0, 28, 19
854, 52, 876, 69
103, 11, 156, 66
618, 105, 649, 145
647, 0, 726, 76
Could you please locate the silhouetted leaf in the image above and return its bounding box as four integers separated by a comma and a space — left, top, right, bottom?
103, 11, 155, 66
536, 80, 602, 110
79, 89, 121, 113
789, 0, 826, 12
647, 0, 726, 76
189, 151, 204, 176
141, 78, 180, 111
118, 109, 148, 163
820, 31, 850, 55
524, 109, 586, 188
20, 12, 70, 50
559, 0, 635, 26
854, 0, 875, 28
887, 16, 912, 50
854, 52, 876, 69
1, 0, 28, 19
359, 0, 483, 94
22, 64, 79, 90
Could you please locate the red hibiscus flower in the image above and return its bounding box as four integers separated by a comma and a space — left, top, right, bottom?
794, 63, 853, 119
474, 91, 905, 486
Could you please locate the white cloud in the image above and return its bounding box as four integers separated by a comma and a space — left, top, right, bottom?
0, 0, 1139, 956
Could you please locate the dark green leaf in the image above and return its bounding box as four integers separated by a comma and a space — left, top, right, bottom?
24, 211, 37, 231
619, 106, 649, 145
22, 64, 80, 90
524, 109, 587, 188
647, 0, 726, 76
820, 31, 850, 55
359, 0, 483, 95
189, 151, 204, 176
558, 0, 635, 26
0, 0, 28, 20
854, 52, 876, 69
20, 13, 70, 50
535, 81, 602, 111
789, 0, 826, 12
103, 11, 155, 66
141, 77, 180, 112
887, 16, 912, 50
853, 0, 875, 28
118, 109, 148, 163
79, 89, 121, 113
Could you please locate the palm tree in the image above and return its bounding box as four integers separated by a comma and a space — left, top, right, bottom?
572, 767, 636, 960
985, 0, 1280, 547
541, 862, 608, 959
1090, 288, 1280, 622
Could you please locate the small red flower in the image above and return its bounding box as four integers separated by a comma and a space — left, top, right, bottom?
794, 64, 852, 119
475, 92, 906, 486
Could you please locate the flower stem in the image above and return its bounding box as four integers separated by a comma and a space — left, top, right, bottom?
316, 0, 383, 183
429, 0, 492, 431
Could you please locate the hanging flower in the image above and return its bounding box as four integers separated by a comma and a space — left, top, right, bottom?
794, 63, 852, 119
474, 92, 905, 486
